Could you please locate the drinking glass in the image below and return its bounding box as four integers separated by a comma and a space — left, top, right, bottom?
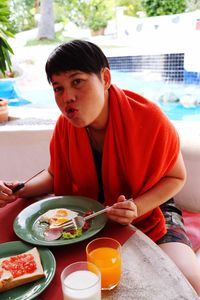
86, 237, 121, 290
61, 261, 101, 300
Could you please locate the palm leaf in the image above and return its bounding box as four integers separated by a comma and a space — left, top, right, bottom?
0, 0, 14, 76
0, 45, 7, 75
0, 34, 14, 54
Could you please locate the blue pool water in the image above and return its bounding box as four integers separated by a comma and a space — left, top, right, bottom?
0, 79, 31, 106
6, 71, 200, 121
111, 71, 200, 121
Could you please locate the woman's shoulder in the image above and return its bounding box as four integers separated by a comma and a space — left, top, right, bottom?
125, 89, 166, 119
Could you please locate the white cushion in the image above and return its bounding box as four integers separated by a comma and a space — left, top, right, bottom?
174, 131, 200, 212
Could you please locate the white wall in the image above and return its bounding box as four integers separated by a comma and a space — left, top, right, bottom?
106, 10, 200, 58
0, 128, 53, 181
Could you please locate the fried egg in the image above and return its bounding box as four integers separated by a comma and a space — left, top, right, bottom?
39, 208, 78, 228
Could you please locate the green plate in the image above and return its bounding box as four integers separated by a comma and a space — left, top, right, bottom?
14, 196, 107, 246
0, 241, 56, 300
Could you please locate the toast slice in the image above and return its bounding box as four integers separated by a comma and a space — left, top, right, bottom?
0, 247, 45, 293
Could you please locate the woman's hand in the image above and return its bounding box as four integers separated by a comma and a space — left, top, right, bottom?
0, 181, 19, 208
107, 195, 138, 225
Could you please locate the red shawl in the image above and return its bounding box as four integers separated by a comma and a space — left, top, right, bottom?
49, 84, 180, 241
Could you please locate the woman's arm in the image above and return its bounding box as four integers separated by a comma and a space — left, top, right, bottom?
107, 152, 186, 224
0, 169, 54, 207
16, 169, 54, 198
135, 151, 186, 217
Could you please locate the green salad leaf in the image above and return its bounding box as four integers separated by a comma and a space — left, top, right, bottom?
62, 228, 83, 239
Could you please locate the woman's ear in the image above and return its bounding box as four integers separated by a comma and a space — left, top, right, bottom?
101, 68, 111, 90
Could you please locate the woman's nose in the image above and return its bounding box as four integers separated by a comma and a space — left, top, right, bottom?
66, 98, 75, 104
63, 89, 76, 104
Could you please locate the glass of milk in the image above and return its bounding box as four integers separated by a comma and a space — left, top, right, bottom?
61, 261, 101, 300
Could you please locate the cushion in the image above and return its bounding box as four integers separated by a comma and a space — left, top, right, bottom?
182, 209, 200, 252
174, 132, 200, 212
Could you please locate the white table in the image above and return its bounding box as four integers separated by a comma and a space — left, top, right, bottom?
102, 226, 199, 300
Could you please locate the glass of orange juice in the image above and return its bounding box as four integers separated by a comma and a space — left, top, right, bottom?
86, 237, 121, 290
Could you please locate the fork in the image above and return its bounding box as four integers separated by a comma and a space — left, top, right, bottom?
50, 198, 133, 231
50, 208, 108, 231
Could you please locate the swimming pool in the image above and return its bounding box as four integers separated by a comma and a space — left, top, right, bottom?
14, 71, 200, 121
112, 71, 200, 121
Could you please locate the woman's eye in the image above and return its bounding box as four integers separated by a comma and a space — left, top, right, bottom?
73, 79, 82, 86
53, 86, 63, 93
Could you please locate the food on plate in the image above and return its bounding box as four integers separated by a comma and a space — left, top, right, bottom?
0, 247, 45, 293
43, 227, 64, 241
38, 208, 93, 241
62, 228, 83, 239
39, 208, 78, 228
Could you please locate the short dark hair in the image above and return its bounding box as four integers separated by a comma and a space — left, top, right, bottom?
45, 39, 110, 83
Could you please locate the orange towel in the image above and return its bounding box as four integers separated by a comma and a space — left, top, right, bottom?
50, 84, 180, 241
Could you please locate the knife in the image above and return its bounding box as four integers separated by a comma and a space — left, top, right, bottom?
9, 169, 45, 193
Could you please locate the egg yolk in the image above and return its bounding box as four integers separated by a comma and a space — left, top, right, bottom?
56, 209, 68, 217
49, 217, 69, 225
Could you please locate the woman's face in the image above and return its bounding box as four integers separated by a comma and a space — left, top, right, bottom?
51, 68, 111, 129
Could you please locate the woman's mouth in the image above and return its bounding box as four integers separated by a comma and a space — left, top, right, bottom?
65, 107, 78, 119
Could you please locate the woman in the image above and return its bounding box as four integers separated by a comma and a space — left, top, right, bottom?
0, 40, 200, 294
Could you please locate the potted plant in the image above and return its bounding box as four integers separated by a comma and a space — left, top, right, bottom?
65, 0, 114, 36
0, 0, 14, 77
89, 19, 108, 36
0, 0, 14, 122
87, 1, 114, 36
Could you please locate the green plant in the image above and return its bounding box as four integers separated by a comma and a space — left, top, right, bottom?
62, 0, 114, 33
87, 0, 114, 32
116, 0, 144, 16
88, 18, 108, 33
9, 0, 35, 34
0, 0, 14, 76
141, 0, 187, 16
